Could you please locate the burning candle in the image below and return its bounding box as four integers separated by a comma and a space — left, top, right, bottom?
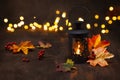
73, 41, 82, 56
76, 44, 81, 55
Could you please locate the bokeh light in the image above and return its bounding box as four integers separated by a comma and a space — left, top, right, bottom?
86, 23, 91, 29
94, 14, 99, 19
109, 6, 114, 11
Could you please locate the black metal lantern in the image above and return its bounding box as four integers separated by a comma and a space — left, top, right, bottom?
68, 21, 89, 64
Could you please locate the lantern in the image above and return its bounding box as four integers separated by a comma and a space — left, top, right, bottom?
68, 21, 89, 64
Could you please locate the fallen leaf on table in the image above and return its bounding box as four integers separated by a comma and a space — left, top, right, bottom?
56, 59, 76, 72
38, 41, 52, 48
87, 47, 114, 67
9, 41, 35, 55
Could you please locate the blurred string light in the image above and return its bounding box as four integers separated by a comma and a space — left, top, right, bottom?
4, 7, 119, 34
105, 16, 110, 21
56, 10, 60, 15
94, 23, 98, 27
78, 17, 84, 22
109, 6, 114, 11
112, 16, 117, 21
117, 16, 120, 20
94, 14, 99, 19
62, 12, 66, 18
101, 29, 106, 34
108, 20, 113, 24
4, 18, 8, 23
86, 23, 91, 29
101, 24, 106, 28
20, 16, 24, 20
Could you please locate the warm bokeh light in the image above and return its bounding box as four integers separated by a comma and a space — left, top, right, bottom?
4, 18, 8, 23
10, 28, 15, 32
108, 20, 113, 24
105, 29, 109, 33
101, 29, 106, 34
37, 24, 42, 29
68, 27, 72, 30
46, 22, 50, 26
59, 26, 63, 31
19, 16, 24, 20
65, 19, 69, 26
109, 6, 114, 11
86, 23, 91, 29
105, 16, 110, 21
68, 22, 72, 27
34, 16, 36, 19
101, 24, 106, 28
62, 12, 66, 18
24, 25, 29, 30
94, 23, 98, 27
48, 27, 53, 31
112, 16, 117, 21
31, 26, 36, 30
20, 21, 25, 25
29, 23, 33, 27
94, 14, 99, 19
78, 17, 84, 22
117, 16, 120, 20
43, 25, 48, 31
13, 24, 18, 28
54, 17, 60, 24
8, 23, 13, 27
7, 27, 12, 31
56, 10, 60, 14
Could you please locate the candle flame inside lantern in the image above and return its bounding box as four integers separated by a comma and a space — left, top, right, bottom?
73, 41, 82, 56
76, 44, 81, 55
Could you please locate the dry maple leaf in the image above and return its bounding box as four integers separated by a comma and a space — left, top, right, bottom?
10, 41, 35, 55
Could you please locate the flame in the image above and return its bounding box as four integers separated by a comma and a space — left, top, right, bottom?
73, 41, 82, 56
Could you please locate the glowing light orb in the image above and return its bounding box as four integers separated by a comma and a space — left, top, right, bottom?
101, 29, 106, 34
86, 24, 91, 29
68, 22, 72, 26
7, 27, 12, 31
62, 12, 66, 18
112, 16, 117, 21
34, 16, 36, 19
10, 28, 15, 32
29, 23, 33, 27
94, 23, 98, 27
78, 17, 84, 22
56, 10, 60, 14
68, 27, 72, 30
20, 16, 24, 20
105, 29, 109, 33
20, 21, 25, 25
59, 26, 63, 31
24, 25, 29, 30
31, 26, 36, 30
117, 16, 120, 20
46, 22, 50, 26
4, 18, 8, 23
8, 23, 13, 27
109, 6, 114, 11
49, 27, 53, 31
101, 24, 106, 28
65, 19, 69, 26
108, 20, 113, 24
43, 25, 48, 31
13, 24, 18, 28
105, 16, 110, 21
37, 25, 42, 29
54, 17, 60, 24
94, 14, 99, 19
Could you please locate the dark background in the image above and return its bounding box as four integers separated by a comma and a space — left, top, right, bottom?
0, 0, 120, 80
